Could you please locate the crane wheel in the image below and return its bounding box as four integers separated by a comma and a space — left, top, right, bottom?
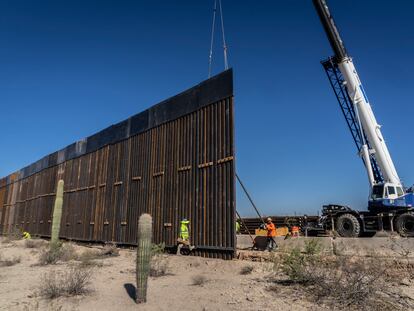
336, 213, 360, 237
395, 213, 414, 237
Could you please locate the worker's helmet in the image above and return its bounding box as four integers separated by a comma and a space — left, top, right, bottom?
266, 217, 272, 223
182, 218, 188, 222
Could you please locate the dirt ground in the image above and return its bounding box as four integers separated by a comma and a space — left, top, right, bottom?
0, 237, 412, 311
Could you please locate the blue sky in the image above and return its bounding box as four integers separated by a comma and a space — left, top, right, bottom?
0, 1, 413, 216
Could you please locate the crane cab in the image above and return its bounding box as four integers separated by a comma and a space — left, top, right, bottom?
370, 183, 404, 201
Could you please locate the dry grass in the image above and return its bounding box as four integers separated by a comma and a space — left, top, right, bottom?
0, 254, 21, 267
192, 275, 208, 286
39, 266, 93, 299
240, 265, 254, 275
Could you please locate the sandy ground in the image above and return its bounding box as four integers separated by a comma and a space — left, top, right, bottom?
0, 237, 412, 311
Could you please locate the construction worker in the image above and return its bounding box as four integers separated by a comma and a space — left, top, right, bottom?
177, 218, 194, 255
22, 231, 31, 239
291, 225, 300, 237
179, 218, 190, 241
236, 219, 241, 234
265, 217, 277, 251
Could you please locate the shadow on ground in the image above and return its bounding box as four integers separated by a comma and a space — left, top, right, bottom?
124, 283, 136, 302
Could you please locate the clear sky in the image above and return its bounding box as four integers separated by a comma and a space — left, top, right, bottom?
1, 1, 413, 216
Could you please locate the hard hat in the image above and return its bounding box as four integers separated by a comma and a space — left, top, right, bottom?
266, 217, 272, 222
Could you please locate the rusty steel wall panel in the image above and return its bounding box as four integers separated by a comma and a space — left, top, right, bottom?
0, 70, 235, 259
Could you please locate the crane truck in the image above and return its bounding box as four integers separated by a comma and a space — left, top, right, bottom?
312, 0, 414, 237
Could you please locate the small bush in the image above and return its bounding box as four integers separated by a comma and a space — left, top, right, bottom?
77, 250, 104, 267
39, 271, 64, 299
273, 248, 414, 310
39, 266, 93, 299
25, 239, 46, 249
101, 243, 119, 257
192, 275, 207, 286
38, 247, 62, 265
60, 244, 77, 261
279, 248, 314, 284
0, 255, 21, 267
38, 243, 77, 265
7, 227, 22, 241
304, 238, 322, 255
240, 265, 254, 275
150, 255, 168, 277
64, 267, 94, 296
152, 243, 165, 256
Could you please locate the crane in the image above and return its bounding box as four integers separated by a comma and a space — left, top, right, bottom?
312, 0, 414, 237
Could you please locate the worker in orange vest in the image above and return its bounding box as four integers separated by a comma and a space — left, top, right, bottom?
265, 217, 278, 251
291, 225, 300, 237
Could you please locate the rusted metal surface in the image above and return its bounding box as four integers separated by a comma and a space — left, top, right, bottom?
0, 70, 235, 259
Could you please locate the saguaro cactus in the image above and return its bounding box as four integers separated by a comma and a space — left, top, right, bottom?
51, 179, 64, 246
136, 213, 153, 303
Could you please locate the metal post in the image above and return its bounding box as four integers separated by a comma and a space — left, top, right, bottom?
390, 214, 394, 232
378, 213, 384, 231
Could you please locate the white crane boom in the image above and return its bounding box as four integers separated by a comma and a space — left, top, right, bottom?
313, 0, 403, 199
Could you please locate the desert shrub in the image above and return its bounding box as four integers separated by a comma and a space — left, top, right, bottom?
192, 275, 207, 286
304, 238, 322, 255
240, 265, 254, 275
273, 248, 414, 310
279, 248, 316, 284
64, 267, 94, 295
0, 254, 21, 267
25, 239, 46, 249
152, 242, 165, 256
150, 255, 168, 277
77, 249, 104, 267
39, 271, 64, 299
312, 258, 384, 309
8, 227, 22, 240
59, 243, 77, 261
38, 247, 62, 265
39, 266, 93, 299
78, 249, 100, 260
101, 242, 119, 257
38, 243, 77, 265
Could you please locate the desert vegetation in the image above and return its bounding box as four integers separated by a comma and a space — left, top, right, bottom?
39, 266, 93, 299
270, 239, 414, 310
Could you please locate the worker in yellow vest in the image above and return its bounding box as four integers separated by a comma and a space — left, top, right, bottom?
179, 218, 190, 240
177, 218, 194, 255
236, 219, 241, 234
22, 231, 31, 239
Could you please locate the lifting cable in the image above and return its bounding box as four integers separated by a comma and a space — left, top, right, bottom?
208, 0, 217, 78
218, 0, 229, 70
208, 0, 229, 78
207, 2, 262, 230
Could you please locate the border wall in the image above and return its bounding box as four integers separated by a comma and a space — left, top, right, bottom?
0, 69, 235, 259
